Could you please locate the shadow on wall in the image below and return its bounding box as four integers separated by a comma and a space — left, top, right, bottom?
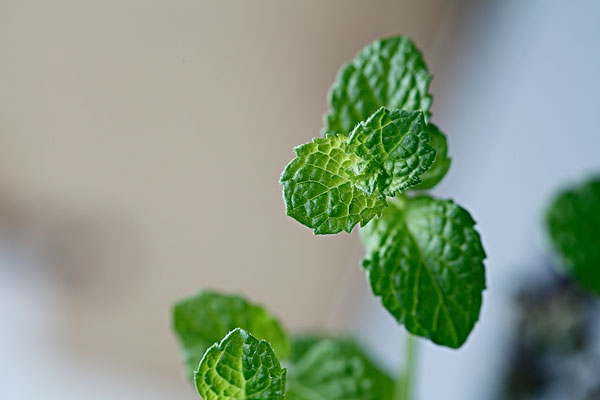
0, 192, 143, 347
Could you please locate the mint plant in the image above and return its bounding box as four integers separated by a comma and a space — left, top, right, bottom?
282, 35, 486, 349
172, 291, 290, 381
172, 35, 487, 400
173, 291, 393, 400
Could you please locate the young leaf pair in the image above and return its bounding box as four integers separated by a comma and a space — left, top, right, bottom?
173, 291, 392, 400
281, 36, 486, 348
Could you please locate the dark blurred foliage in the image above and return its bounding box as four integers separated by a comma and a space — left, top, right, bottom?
501, 270, 600, 400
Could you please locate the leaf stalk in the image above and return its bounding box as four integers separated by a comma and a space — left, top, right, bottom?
396, 332, 417, 400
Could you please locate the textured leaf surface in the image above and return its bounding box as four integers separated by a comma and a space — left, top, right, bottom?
280, 108, 434, 234
361, 196, 486, 348
195, 328, 286, 400
348, 108, 435, 196
173, 291, 290, 379
280, 134, 386, 235
324, 36, 432, 135
412, 124, 451, 190
546, 177, 600, 295
286, 336, 393, 400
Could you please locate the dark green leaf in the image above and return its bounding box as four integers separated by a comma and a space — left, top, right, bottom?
361, 196, 486, 348
173, 291, 290, 380
546, 177, 600, 295
286, 336, 393, 400
411, 124, 451, 190
195, 328, 287, 400
324, 36, 432, 136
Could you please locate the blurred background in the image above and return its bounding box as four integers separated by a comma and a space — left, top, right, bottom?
1, 0, 600, 398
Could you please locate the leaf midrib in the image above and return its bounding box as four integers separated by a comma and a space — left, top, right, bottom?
403, 209, 460, 345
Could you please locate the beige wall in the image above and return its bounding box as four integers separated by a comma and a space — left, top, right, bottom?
1, 0, 448, 385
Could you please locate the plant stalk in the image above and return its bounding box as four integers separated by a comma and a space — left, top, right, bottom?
395, 332, 417, 400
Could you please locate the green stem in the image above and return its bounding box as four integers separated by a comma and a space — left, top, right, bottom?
389, 193, 407, 210
395, 332, 417, 400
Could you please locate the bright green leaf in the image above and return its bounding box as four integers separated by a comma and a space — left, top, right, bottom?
348, 108, 436, 196
280, 134, 386, 235
280, 108, 435, 235
361, 196, 486, 348
173, 291, 290, 380
195, 328, 287, 400
411, 124, 451, 190
286, 336, 393, 400
324, 36, 433, 136
546, 177, 600, 295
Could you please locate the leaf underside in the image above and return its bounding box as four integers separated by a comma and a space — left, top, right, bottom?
195, 328, 287, 400
286, 336, 393, 400
361, 196, 486, 348
281, 108, 435, 235
546, 177, 600, 295
324, 35, 433, 136
173, 291, 290, 379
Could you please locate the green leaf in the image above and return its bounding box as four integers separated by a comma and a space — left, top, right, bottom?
324, 36, 433, 136
360, 196, 486, 348
173, 291, 290, 380
280, 134, 386, 235
411, 124, 451, 190
286, 336, 393, 400
348, 108, 436, 196
280, 108, 435, 235
195, 328, 287, 400
546, 177, 600, 295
